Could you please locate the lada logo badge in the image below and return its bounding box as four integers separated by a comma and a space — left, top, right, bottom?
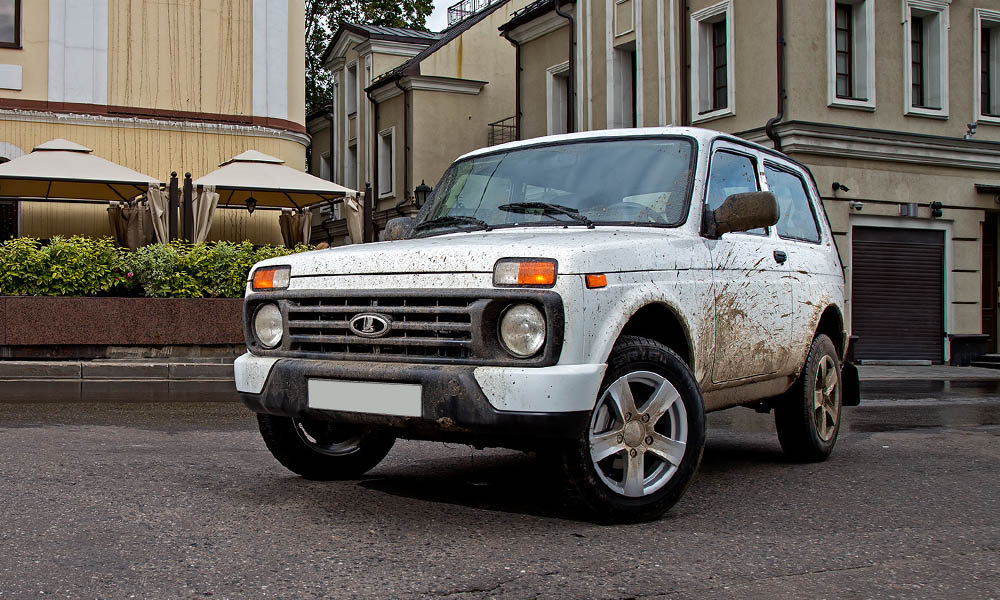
349, 313, 392, 338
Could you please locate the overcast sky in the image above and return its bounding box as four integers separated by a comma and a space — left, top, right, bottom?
427, 0, 455, 32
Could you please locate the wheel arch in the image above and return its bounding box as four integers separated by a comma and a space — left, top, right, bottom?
814, 304, 847, 360
615, 302, 695, 371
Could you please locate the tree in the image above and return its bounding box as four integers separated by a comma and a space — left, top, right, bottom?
305, 0, 434, 115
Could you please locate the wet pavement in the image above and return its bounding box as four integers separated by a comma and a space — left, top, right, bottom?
0, 384, 997, 599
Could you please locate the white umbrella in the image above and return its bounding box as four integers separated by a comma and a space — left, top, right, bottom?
0, 139, 161, 202
194, 150, 356, 210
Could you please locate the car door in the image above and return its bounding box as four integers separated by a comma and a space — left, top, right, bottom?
704, 143, 794, 383
762, 159, 839, 374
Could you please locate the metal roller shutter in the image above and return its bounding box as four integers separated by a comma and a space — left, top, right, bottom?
852, 226, 945, 363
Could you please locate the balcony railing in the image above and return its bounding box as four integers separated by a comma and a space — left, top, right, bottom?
488, 116, 517, 146
447, 0, 504, 27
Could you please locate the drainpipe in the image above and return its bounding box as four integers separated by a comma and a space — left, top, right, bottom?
553, 0, 576, 132
328, 103, 335, 182
501, 29, 522, 140
394, 78, 412, 214
679, 0, 689, 126
764, 0, 786, 151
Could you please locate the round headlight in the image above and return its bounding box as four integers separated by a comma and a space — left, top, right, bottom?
499, 303, 546, 358
253, 303, 283, 349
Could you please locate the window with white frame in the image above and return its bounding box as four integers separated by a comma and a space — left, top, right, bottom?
610, 47, 637, 128
690, 1, 733, 123
903, 1, 950, 117
976, 9, 1000, 121
346, 63, 358, 115
546, 62, 570, 135
377, 128, 394, 198
827, 0, 875, 109
345, 144, 358, 190
319, 152, 331, 181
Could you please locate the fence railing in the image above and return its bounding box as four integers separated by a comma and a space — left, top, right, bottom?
447, 0, 504, 27
488, 116, 517, 146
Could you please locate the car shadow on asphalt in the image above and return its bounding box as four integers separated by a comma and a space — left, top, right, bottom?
352, 434, 795, 523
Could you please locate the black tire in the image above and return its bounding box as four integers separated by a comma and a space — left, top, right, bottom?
774, 334, 842, 462
561, 336, 706, 524
257, 414, 395, 480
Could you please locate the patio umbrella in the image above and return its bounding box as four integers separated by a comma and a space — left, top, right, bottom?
0, 139, 161, 202
193, 150, 355, 209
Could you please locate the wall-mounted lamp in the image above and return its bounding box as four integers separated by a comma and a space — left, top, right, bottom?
965, 122, 978, 140
414, 180, 432, 208
246, 196, 257, 215
832, 182, 850, 193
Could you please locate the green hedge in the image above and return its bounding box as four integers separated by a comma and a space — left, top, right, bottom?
0, 237, 312, 298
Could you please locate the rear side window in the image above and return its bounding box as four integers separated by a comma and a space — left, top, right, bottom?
764, 164, 821, 243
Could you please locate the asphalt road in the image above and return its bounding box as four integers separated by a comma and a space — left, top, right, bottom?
0, 385, 997, 599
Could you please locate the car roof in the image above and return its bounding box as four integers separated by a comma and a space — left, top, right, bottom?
457, 127, 779, 162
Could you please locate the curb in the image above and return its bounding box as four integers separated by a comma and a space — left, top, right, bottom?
0, 361, 235, 382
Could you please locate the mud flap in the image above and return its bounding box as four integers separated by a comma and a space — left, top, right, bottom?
841, 362, 861, 406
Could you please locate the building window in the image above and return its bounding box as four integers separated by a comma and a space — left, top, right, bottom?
827, 0, 874, 109
546, 62, 570, 135
319, 152, 331, 181
690, 1, 733, 123
835, 4, 852, 98
976, 9, 1000, 122
903, 1, 949, 117
0, 0, 19, 49
345, 144, 358, 191
377, 128, 394, 198
346, 63, 358, 115
610, 47, 637, 128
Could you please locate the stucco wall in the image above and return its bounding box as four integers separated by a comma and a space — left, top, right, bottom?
518, 25, 570, 140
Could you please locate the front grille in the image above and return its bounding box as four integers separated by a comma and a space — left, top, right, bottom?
286, 296, 478, 360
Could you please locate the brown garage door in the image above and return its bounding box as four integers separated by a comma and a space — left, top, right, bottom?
852, 226, 944, 363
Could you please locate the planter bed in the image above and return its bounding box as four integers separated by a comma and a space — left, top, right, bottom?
0, 297, 245, 359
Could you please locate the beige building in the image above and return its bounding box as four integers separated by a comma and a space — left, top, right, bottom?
309, 0, 531, 244
501, 0, 1000, 364
0, 0, 308, 245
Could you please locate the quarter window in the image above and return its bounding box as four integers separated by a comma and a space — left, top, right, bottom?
0, 0, 19, 49
764, 165, 821, 244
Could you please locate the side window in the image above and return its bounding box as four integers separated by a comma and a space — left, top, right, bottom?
706, 150, 765, 234
764, 164, 822, 243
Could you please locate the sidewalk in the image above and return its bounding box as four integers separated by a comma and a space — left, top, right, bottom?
1, 360, 999, 383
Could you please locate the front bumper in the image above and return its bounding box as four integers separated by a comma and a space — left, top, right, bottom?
235, 353, 603, 443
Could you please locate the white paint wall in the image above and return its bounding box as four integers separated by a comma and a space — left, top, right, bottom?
253, 0, 289, 119
48, 0, 108, 104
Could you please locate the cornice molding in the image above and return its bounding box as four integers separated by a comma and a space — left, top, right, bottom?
740, 122, 1000, 172
369, 75, 488, 103
507, 10, 569, 44
0, 109, 310, 146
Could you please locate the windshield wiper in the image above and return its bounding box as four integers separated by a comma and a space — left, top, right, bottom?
412, 215, 492, 234
498, 202, 596, 229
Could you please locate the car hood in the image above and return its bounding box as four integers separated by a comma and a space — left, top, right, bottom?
259, 227, 703, 277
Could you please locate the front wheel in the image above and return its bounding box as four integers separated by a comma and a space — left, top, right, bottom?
562, 336, 706, 523
774, 334, 842, 462
257, 414, 395, 480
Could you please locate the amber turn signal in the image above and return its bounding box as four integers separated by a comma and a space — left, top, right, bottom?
494, 259, 557, 287
585, 274, 607, 289
252, 266, 291, 291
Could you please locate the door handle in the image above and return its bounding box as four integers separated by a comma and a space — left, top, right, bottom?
773, 250, 788, 264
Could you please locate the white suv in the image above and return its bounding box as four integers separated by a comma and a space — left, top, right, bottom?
236, 128, 859, 523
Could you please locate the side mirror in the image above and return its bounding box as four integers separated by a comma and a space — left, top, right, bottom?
704, 191, 779, 239
382, 217, 414, 241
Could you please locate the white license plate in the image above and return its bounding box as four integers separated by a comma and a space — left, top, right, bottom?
307, 379, 422, 417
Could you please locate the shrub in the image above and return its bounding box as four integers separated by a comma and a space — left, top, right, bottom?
0, 237, 312, 298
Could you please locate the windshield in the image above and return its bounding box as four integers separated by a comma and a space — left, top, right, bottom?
413, 137, 695, 236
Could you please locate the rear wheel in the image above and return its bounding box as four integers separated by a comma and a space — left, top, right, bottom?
257, 414, 395, 480
562, 336, 706, 523
774, 334, 842, 462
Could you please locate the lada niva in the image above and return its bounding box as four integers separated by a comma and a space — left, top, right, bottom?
236, 127, 859, 523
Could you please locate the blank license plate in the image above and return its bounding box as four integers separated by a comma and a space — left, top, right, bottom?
307, 379, 422, 417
